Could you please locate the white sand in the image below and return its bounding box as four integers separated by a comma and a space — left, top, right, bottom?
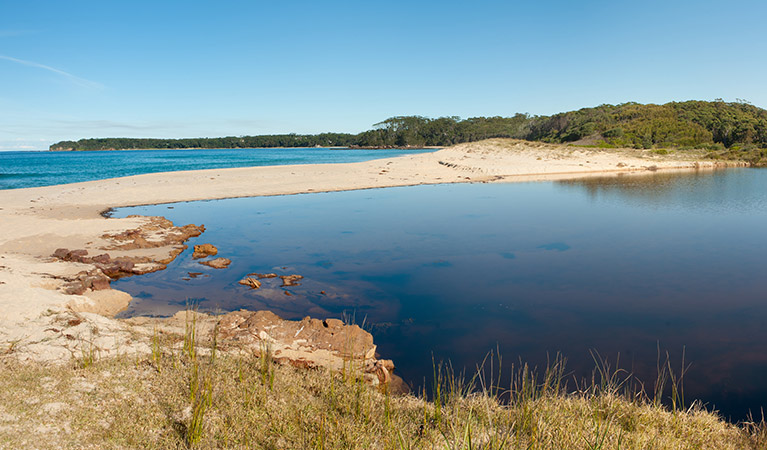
0, 139, 743, 361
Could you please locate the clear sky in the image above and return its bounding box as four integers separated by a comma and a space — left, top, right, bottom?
1, 0, 765, 150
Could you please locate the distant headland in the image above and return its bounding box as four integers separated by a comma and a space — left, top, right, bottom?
50, 100, 767, 165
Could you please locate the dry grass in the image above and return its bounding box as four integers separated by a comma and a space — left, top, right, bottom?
0, 327, 765, 449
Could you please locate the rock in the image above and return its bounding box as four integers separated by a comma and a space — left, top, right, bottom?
90, 254, 111, 264
69, 249, 89, 260
192, 244, 218, 259
158, 246, 186, 265
218, 310, 374, 361
129, 263, 166, 275
199, 257, 231, 269
188, 272, 203, 278
279, 274, 303, 287
102, 217, 204, 250
60, 270, 112, 294
50, 218, 205, 285
378, 359, 395, 371
51, 248, 89, 263
99, 259, 136, 278
62, 280, 86, 295
323, 318, 344, 328
249, 273, 278, 279
83, 275, 110, 291
387, 374, 410, 395
238, 277, 261, 289
214, 310, 406, 392
375, 363, 391, 384
52, 248, 71, 260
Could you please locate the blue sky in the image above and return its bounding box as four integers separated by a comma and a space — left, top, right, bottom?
1, 0, 765, 150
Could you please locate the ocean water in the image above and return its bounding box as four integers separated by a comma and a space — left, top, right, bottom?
111, 168, 767, 421
0, 147, 436, 190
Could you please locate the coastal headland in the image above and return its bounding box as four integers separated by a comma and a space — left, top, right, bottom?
0, 139, 746, 368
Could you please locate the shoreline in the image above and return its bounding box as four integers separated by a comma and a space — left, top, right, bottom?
47, 145, 443, 152
0, 138, 748, 365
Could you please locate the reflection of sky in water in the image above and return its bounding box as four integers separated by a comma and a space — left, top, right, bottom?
113, 169, 767, 421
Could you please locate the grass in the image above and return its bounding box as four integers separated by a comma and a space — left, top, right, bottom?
0, 323, 766, 449
75, 334, 99, 369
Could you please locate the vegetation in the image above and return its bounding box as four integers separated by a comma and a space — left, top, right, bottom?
50, 133, 359, 152
525, 100, 767, 164
50, 100, 767, 165
1, 321, 766, 449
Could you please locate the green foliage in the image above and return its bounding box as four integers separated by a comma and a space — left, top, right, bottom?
49, 115, 533, 151
526, 100, 767, 155
49, 100, 767, 165
49, 133, 359, 151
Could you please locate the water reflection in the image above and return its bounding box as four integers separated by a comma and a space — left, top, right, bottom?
556, 168, 767, 213
113, 169, 767, 421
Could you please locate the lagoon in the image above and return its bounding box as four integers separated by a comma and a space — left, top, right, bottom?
112, 168, 767, 421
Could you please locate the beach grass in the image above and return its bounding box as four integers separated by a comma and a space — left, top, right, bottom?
0, 325, 765, 449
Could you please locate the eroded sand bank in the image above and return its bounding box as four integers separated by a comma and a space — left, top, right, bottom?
0, 139, 745, 366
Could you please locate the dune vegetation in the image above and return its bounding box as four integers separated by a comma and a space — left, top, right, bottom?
1, 315, 765, 450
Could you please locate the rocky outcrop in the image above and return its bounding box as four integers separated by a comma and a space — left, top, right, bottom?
61, 270, 112, 295
199, 257, 231, 269
52, 248, 162, 280
216, 310, 406, 392
50, 217, 206, 294
192, 244, 218, 259
101, 216, 204, 253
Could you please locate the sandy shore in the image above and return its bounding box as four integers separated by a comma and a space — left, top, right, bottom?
0, 139, 745, 361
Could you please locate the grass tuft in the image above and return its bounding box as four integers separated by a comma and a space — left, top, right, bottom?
0, 320, 765, 449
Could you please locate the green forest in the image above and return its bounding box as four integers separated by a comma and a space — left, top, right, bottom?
50, 100, 767, 164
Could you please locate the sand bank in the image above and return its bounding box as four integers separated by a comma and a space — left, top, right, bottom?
0, 139, 745, 362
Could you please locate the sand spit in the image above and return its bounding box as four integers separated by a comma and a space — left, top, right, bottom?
0, 139, 745, 369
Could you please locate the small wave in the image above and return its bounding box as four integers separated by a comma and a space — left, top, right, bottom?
0, 172, 39, 178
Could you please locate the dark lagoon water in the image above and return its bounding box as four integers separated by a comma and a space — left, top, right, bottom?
0, 147, 435, 190
112, 168, 767, 421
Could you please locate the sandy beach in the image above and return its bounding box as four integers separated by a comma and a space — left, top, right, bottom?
0, 139, 745, 361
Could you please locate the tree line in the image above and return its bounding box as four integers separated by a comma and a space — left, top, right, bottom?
50, 100, 767, 164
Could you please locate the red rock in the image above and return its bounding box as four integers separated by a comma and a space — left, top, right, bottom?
99, 258, 136, 278
83, 274, 111, 290
249, 273, 278, 279
69, 249, 89, 260
52, 248, 89, 262
199, 257, 231, 269
238, 277, 262, 289
279, 274, 303, 287
90, 254, 111, 264
192, 244, 218, 259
